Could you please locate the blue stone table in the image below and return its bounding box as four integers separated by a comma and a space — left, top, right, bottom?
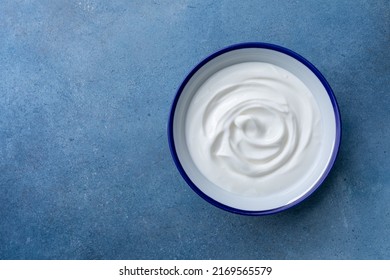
0, 0, 389, 259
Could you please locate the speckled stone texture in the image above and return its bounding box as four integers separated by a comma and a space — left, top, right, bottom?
0, 0, 389, 259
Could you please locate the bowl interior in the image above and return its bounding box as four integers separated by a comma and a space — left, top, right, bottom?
171, 46, 339, 213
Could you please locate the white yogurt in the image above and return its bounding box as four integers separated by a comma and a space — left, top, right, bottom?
185, 62, 322, 196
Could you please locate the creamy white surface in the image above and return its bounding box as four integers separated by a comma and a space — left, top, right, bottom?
185, 62, 322, 196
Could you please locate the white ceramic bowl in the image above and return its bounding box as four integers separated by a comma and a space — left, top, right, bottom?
168, 43, 341, 215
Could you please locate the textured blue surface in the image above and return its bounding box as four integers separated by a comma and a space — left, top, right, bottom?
0, 0, 389, 259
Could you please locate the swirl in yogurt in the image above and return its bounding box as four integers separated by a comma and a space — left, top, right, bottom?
186, 62, 322, 196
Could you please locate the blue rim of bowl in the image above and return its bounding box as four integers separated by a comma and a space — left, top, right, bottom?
168, 42, 341, 216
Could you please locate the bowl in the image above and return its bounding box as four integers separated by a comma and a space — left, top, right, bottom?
168, 42, 341, 215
